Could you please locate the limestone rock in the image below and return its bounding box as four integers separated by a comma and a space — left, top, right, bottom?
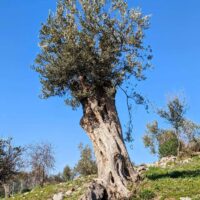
52, 192, 64, 200
137, 165, 147, 173
65, 190, 73, 196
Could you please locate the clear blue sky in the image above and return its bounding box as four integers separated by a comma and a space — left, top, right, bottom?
0, 0, 200, 173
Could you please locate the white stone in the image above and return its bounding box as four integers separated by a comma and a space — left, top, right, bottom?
53, 192, 64, 200
65, 190, 72, 196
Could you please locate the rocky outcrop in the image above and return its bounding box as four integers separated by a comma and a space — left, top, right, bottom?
146, 156, 192, 168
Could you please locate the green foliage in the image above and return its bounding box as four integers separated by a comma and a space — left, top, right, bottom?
63, 165, 72, 181
157, 96, 188, 156
0, 138, 23, 185
143, 121, 178, 158
143, 121, 159, 154
74, 144, 97, 176
34, 0, 152, 108
141, 156, 200, 199
158, 133, 178, 158
7, 157, 200, 200
6, 175, 96, 200
143, 96, 200, 157
0, 187, 4, 198
157, 96, 186, 131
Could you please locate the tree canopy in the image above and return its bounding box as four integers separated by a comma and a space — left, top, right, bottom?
34, 0, 152, 108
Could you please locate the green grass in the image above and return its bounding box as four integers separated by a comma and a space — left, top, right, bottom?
138, 156, 200, 200
4, 157, 200, 200
4, 175, 95, 200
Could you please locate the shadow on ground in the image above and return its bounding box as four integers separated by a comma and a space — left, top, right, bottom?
147, 169, 200, 180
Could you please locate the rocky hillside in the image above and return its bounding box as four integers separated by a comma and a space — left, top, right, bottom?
3, 156, 200, 200
133, 156, 200, 200
5, 175, 95, 200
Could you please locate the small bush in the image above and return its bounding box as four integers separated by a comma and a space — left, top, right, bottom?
139, 189, 156, 200
159, 136, 178, 158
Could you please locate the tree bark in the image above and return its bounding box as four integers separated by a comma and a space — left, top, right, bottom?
20, 180, 24, 193
40, 167, 45, 187
3, 184, 10, 199
176, 129, 181, 157
80, 91, 138, 199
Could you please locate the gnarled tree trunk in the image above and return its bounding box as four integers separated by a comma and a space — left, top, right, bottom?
80, 91, 138, 199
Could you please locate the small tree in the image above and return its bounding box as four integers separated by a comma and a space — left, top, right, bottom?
63, 165, 72, 181
0, 138, 23, 198
157, 96, 186, 156
144, 96, 200, 158
74, 144, 97, 176
28, 143, 55, 187
143, 122, 178, 158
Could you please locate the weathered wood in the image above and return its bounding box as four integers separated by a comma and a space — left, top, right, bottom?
80, 92, 138, 199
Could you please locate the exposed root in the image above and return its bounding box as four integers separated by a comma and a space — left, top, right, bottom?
79, 175, 141, 200
80, 180, 108, 200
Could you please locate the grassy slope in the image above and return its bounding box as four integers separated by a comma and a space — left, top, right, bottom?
137, 156, 200, 200
5, 157, 200, 200
6, 175, 95, 200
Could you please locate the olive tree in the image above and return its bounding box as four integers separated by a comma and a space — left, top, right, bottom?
157, 97, 186, 156
143, 121, 179, 158
34, 0, 151, 198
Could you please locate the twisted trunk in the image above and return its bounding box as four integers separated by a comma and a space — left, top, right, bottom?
80, 91, 138, 199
